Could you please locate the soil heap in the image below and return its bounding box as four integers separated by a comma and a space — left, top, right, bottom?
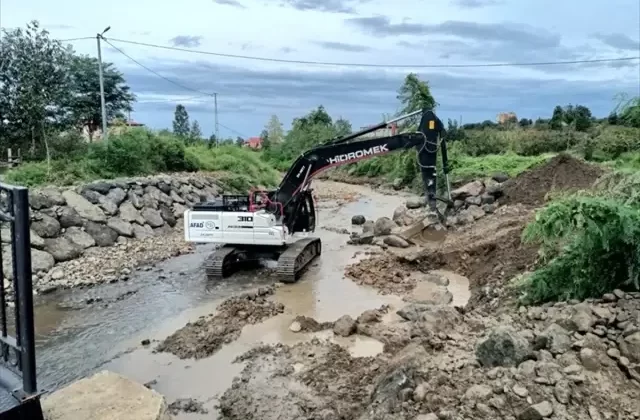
500, 153, 605, 206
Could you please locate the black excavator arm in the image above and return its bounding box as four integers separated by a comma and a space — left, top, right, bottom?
262, 108, 450, 234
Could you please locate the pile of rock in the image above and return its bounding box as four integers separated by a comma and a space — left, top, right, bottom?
446, 173, 509, 225
2, 172, 220, 284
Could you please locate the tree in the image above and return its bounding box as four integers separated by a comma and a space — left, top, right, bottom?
65, 54, 135, 141
260, 129, 271, 149
235, 136, 245, 147
190, 120, 202, 140
0, 20, 72, 156
573, 105, 592, 131
396, 73, 437, 125
334, 117, 352, 137
607, 112, 619, 125
266, 115, 284, 144
519, 118, 531, 127
550, 106, 564, 130
172, 104, 190, 137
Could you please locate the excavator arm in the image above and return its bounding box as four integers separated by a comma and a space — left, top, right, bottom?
266, 109, 451, 234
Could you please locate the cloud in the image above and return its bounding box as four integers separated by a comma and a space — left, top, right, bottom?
591, 33, 640, 52
314, 41, 371, 52
280, 47, 296, 54
213, 0, 246, 8
277, 0, 369, 14
45, 24, 74, 30
169, 35, 203, 48
451, 0, 502, 8
346, 17, 560, 49
124, 58, 638, 135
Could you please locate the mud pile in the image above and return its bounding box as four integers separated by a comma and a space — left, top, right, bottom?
345, 253, 419, 295
218, 292, 640, 420
500, 153, 605, 206
155, 286, 284, 359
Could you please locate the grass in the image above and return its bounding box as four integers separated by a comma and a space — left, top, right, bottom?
4, 128, 280, 190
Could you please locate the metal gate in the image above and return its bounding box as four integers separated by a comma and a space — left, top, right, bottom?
0, 183, 43, 419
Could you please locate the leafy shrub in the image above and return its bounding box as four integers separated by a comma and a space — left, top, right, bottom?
519, 196, 640, 303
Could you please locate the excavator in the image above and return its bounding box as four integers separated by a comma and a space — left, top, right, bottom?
183, 108, 453, 283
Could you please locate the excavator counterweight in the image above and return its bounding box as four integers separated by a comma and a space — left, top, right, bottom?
183, 108, 453, 283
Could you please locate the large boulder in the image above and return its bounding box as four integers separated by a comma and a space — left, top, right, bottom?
84, 221, 118, 247
62, 190, 106, 223
42, 370, 171, 420
476, 325, 532, 367
373, 217, 396, 236
31, 213, 60, 238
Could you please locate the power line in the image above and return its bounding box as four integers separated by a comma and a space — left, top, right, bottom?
102, 38, 216, 96
218, 122, 247, 138
58, 37, 94, 42
106, 37, 640, 68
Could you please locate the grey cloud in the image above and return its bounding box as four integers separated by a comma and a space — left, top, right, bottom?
277, 0, 369, 14
314, 41, 371, 52
280, 47, 296, 54
213, 0, 246, 8
124, 59, 637, 118
169, 35, 203, 48
346, 17, 560, 49
591, 33, 640, 52
451, 0, 502, 8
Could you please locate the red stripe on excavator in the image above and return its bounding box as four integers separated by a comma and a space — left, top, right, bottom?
290, 149, 393, 197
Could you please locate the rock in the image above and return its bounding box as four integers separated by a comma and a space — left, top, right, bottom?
373, 217, 396, 236
564, 303, 594, 333
29, 189, 65, 209
554, 380, 571, 404
476, 325, 531, 367
518, 400, 553, 419
29, 230, 45, 249
132, 224, 154, 239
416, 415, 438, 420
464, 384, 493, 400
85, 181, 113, 194
141, 208, 165, 228
351, 215, 366, 225
392, 178, 403, 190
106, 187, 127, 206
362, 220, 375, 234
98, 196, 119, 216
465, 195, 482, 206
42, 370, 170, 420
383, 235, 410, 248
62, 190, 106, 223
357, 309, 382, 324
170, 190, 185, 204
44, 237, 82, 262
32, 248, 55, 273
289, 321, 302, 332
451, 180, 484, 200
119, 202, 145, 225
32, 213, 61, 238
158, 204, 177, 227
619, 331, 640, 363
535, 323, 572, 355
84, 221, 119, 247
492, 172, 509, 183
486, 183, 504, 197
172, 203, 188, 218
579, 348, 600, 371
405, 198, 423, 209
128, 191, 144, 209
64, 227, 96, 249
107, 218, 134, 237
512, 384, 528, 397
459, 205, 485, 222
58, 206, 84, 228
50, 267, 65, 280
333, 315, 356, 337
481, 194, 495, 204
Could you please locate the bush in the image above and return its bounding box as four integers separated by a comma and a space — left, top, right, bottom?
518, 196, 640, 303
5, 128, 279, 189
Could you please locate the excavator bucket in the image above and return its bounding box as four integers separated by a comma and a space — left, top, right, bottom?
396, 213, 448, 245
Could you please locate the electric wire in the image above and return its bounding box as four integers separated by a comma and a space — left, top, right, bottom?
105, 37, 640, 68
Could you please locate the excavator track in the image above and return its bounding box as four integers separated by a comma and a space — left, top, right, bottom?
204, 245, 244, 281
276, 237, 322, 284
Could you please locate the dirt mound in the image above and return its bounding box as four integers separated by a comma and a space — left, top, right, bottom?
218, 292, 640, 420
155, 286, 284, 359
345, 254, 419, 295
500, 153, 605, 206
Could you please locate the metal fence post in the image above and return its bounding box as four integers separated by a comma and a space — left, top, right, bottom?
11, 188, 36, 396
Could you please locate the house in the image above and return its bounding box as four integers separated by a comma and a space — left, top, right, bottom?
244, 137, 263, 149
81, 120, 146, 142
497, 112, 517, 124
357, 122, 398, 139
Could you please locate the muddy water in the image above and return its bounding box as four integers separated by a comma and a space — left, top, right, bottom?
31, 182, 467, 419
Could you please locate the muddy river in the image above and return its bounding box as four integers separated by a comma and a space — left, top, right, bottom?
27, 181, 468, 418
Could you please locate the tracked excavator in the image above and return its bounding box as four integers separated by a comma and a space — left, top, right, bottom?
183, 108, 453, 283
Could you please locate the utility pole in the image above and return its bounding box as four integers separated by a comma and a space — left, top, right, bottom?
214, 93, 219, 147
97, 26, 111, 143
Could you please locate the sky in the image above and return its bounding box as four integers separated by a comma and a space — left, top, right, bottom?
3, 0, 640, 139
